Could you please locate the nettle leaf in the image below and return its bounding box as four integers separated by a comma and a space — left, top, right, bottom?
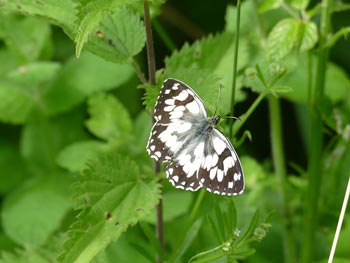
56, 140, 108, 173
297, 21, 318, 52
0, 0, 77, 36
85, 92, 132, 143
2, 175, 72, 246
42, 52, 133, 115
267, 18, 299, 61
267, 18, 318, 61
0, 62, 61, 124
165, 33, 234, 73
164, 32, 248, 112
85, 7, 146, 63
164, 67, 219, 115
0, 15, 51, 63
74, 1, 142, 58
58, 154, 160, 263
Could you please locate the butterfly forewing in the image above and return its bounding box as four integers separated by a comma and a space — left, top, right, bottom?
146, 78, 244, 196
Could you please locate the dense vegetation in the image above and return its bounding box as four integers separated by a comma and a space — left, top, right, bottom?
0, 0, 349, 262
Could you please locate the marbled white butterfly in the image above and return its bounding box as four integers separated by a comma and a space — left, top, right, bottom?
146, 78, 244, 196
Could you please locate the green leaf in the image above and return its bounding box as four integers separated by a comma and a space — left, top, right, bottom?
278, 54, 350, 103
0, 81, 34, 124
225, 2, 258, 34
1, 175, 72, 246
172, 219, 202, 263
0, 139, 29, 194
297, 21, 318, 52
144, 191, 193, 223
58, 154, 160, 263
85, 92, 132, 143
165, 32, 248, 110
56, 140, 108, 173
6, 62, 61, 87
20, 108, 89, 175
287, 0, 310, 10
42, 52, 133, 115
0, 250, 49, 263
258, 0, 283, 13
75, 2, 142, 58
0, 0, 77, 36
0, 62, 60, 124
267, 18, 299, 61
0, 15, 51, 63
85, 7, 146, 63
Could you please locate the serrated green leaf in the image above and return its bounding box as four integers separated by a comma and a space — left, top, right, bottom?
165, 32, 248, 112
2, 175, 72, 246
0, 62, 60, 124
164, 67, 219, 115
85, 7, 146, 63
0, 0, 77, 37
58, 154, 160, 263
297, 21, 318, 52
0, 15, 51, 63
56, 140, 108, 173
267, 18, 299, 61
42, 52, 133, 115
75, 2, 142, 58
165, 33, 233, 74
85, 92, 132, 143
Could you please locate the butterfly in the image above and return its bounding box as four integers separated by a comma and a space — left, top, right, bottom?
146, 78, 244, 196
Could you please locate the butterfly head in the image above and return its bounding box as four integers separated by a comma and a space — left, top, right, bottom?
209, 116, 221, 127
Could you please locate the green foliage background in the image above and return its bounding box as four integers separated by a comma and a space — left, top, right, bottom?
0, 0, 349, 263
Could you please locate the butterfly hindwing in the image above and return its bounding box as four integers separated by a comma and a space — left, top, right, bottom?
146, 78, 244, 196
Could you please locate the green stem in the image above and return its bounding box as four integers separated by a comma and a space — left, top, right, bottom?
229, 0, 241, 138
301, 0, 331, 261
152, 17, 177, 51
268, 96, 296, 263
143, 1, 163, 262
232, 91, 267, 137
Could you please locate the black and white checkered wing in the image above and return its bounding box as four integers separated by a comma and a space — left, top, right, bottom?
146, 78, 244, 196
146, 78, 207, 163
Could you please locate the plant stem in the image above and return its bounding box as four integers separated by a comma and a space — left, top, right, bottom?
268, 96, 296, 263
232, 91, 267, 137
143, 1, 164, 262
144, 1, 156, 85
229, 0, 241, 138
301, 0, 331, 260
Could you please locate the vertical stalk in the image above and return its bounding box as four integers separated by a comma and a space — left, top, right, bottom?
229, 0, 241, 138
301, 0, 331, 261
143, 1, 164, 262
268, 96, 296, 263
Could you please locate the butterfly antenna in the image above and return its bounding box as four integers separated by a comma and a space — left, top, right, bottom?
214, 83, 222, 117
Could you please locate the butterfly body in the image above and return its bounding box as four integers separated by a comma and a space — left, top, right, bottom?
147, 78, 244, 196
